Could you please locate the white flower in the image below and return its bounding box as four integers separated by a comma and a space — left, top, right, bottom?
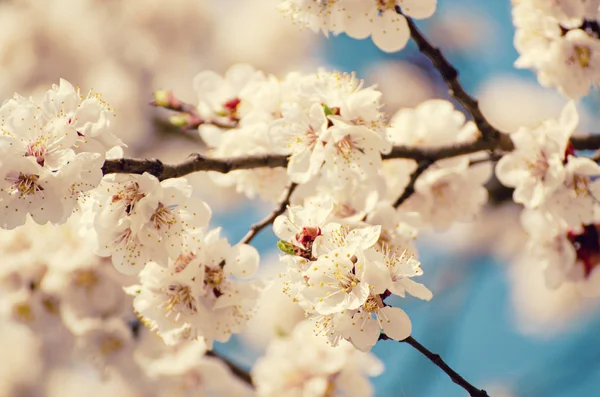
93, 173, 211, 275
337, 301, 411, 351
130, 228, 261, 348
538, 29, 600, 99
144, 342, 254, 397
380, 247, 432, 300
0, 79, 119, 229
252, 320, 383, 397
269, 103, 328, 183
280, 0, 438, 53
404, 162, 491, 229
387, 99, 479, 148
273, 195, 334, 257
193, 63, 266, 124
542, 155, 600, 230
496, 102, 577, 208
72, 318, 135, 372
303, 248, 372, 314
512, 1, 600, 99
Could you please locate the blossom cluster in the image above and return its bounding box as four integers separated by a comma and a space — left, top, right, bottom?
0, 215, 252, 396
252, 320, 383, 397
512, 0, 600, 98
279, 0, 437, 52
0, 79, 122, 229
273, 196, 432, 351
193, 65, 492, 231
89, 172, 262, 349
496, 102, 600, 290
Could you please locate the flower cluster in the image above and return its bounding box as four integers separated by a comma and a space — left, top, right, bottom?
193, 65, 393, 201
385, 99, 492, 229
279, 0, 437, 52
252, 320, 383, 397
512, 0, 600, 99
0, 79, 122, 229
496, 102, 600, 290
274, 197, 432, 351
128, 228, 262, 348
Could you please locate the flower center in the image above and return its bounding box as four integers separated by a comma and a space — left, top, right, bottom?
8, 173, 43, 197
363, 294, 384, 313
151, 203, 177, 230
571, 45, 591, 68
111, 182, 145, 214
295, 226, 322, 251
164, 284, 197, 314
173, 251, 197, 273
527, 152, 550, 179
205, 266, 225, 289
100, 336, 124, 356
25, 140, 47, 166
73, 269, 99, 289
336, 272, 359, 293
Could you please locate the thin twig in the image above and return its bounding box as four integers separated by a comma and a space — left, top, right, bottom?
239, 182, 298, 245
152, 92, 237, 130
205, 350, 253, 386
393, 160, 434, 208
380, 334, 489, 397
396, 7, 505, 148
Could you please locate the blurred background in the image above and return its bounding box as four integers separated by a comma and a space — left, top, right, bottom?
1, 0, 600, 396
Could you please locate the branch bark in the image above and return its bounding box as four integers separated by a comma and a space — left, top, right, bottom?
205, 350, 253, 386
380, 334, 489, 397
239, 182, 298, 245
393, 160, 433, 208
396, 7, 505, 148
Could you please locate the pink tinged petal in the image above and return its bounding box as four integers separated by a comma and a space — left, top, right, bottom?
558, 101, 579, 134
379, 306, 412, 341
346, 225, 381, 250
344, 282, 371, 310
495, 154, 527, 188
566, 156, 600, 176
349, 316, 380, 352
360, 260, 391, 294
178, 197, 212, 230
226, 244, 260, 278
344, 5, 374, 39
288, 149, 317, 183
272, 214, 297, 242
399, 0, 437, 19
371, 11, 410, 53
394, 278, 433, 301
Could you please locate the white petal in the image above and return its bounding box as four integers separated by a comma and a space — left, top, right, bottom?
379, 306, 412, 341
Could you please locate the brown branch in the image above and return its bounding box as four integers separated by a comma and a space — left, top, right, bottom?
239, 182, 298, 245
101, 153, 288, 181
205, 350, 253, 386
101, 134, 600, 181
380, 334, 489, 397
396, 7, 506, 148
570, 134, 600, 151
393, 160, 433, 208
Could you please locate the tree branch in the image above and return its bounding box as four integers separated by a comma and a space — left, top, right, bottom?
393, 160, 433, 208
101, 153, 288, 181
205, 350, 253, 386
101, 134, 600, 181
239, 182, 298, 245
380, 334, 489, 397
396, 7, 506, 148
